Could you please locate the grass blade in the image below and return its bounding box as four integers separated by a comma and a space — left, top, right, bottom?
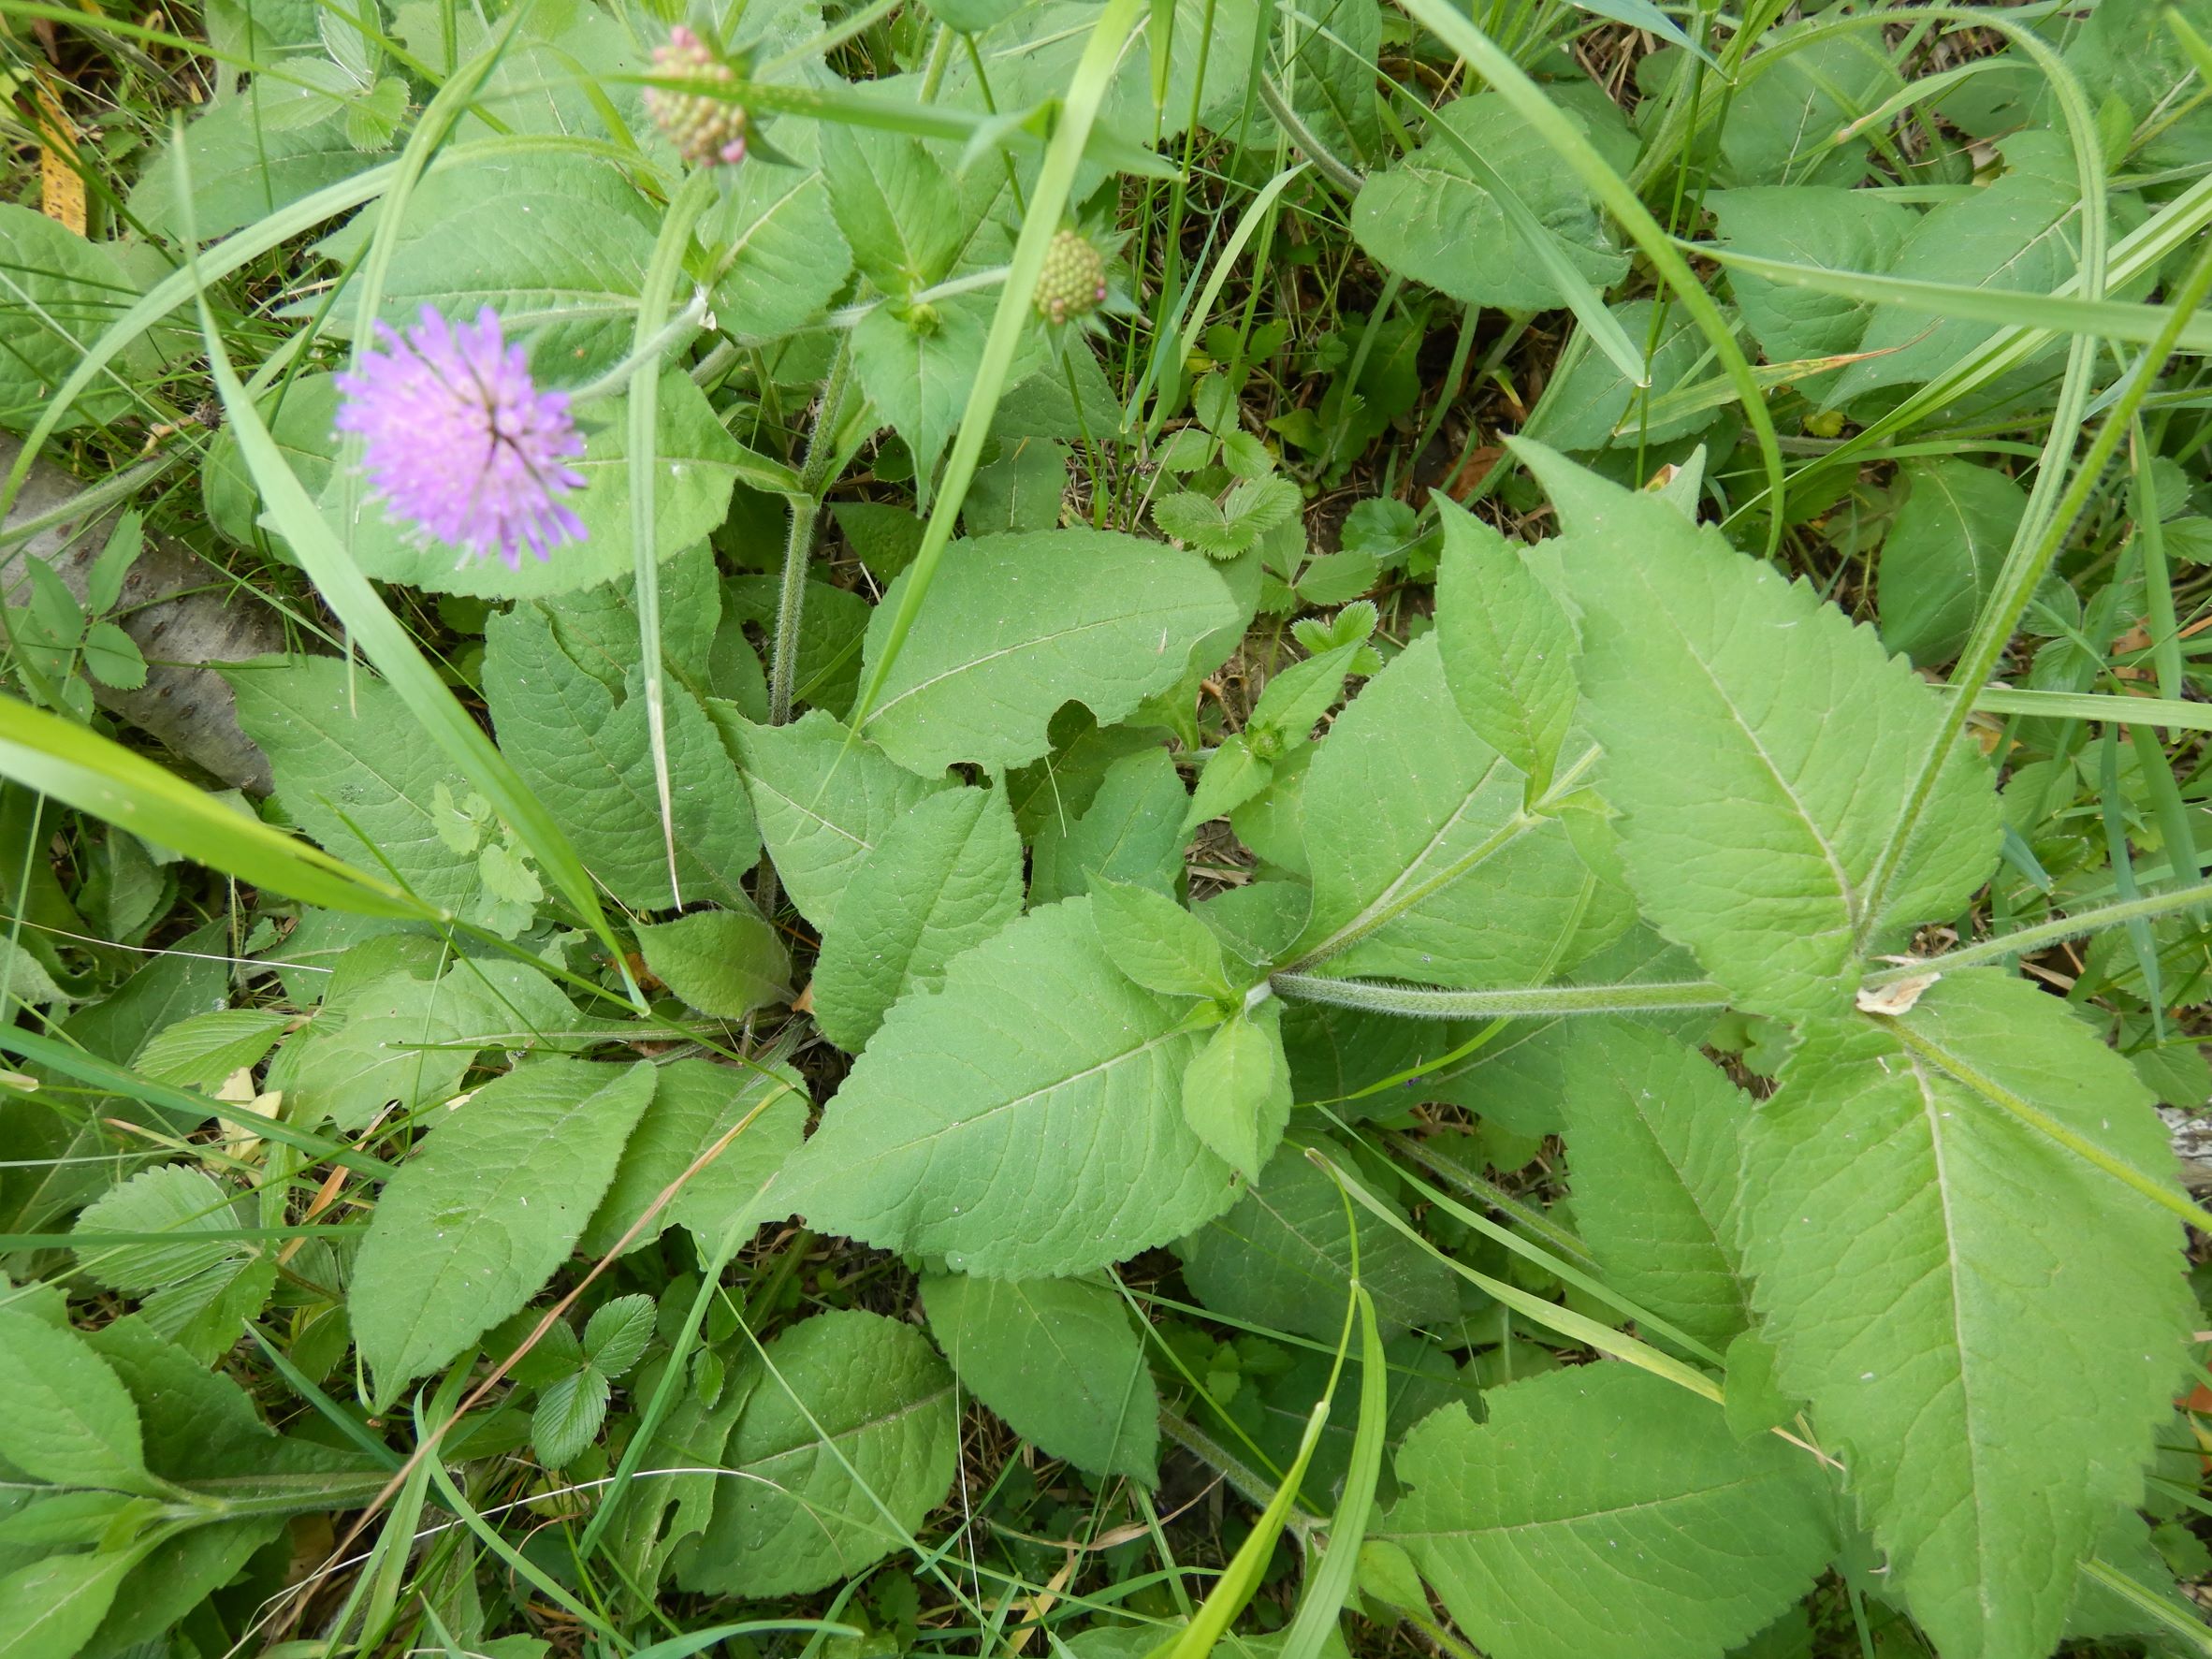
1277, 1284, 1386, 1659
0, 693, 436, 922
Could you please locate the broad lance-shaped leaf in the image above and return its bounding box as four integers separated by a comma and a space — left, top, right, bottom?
1520, 442, 2001, 1022
923, 1273, 1159, 1483
1551, 1023, 1751, 1352
1378, 1366, 1834, 1659
483, 603, 758, 911
725, 708, 950, 931
679, 1309, 956, 1599
1285, 633, 1620, 986
1737, 970, 2192, 1659
579, 1056, 807, 1258
769, 898, 1238, 1278
855, 530, 1241, 776
1434, 498, 1577, 795
352, 1059, 655, 1405
811, 783, 1024, 1053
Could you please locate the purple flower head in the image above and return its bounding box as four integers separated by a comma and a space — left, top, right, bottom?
334, 305, 588, 571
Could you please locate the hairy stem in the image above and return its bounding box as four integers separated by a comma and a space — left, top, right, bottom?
766, 341, 855, 729
1864, 876, 2212, 984
1269, 974, 1732, 1020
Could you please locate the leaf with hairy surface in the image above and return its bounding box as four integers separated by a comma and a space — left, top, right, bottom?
1737, 969, 2192, 1659
811, 784, 1024, 1053
1521, 443, 2001, 1022
352, 1059, 655, 1405
1287, 635, 1614, 987
1552, 1023, 1751, 1351
855, 531, 1240, 776
771, 899, 1237, 1278
724, 708, 951, 931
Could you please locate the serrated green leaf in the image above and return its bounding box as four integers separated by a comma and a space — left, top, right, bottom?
812, 784, 1024, 1053
856, 531, 1240, 775
579, 1057, 807, 1259
707, 160, 851, 342
1737, 970, 2192, 1659
1378, 1366, 1834, 1659
923, 1273, 1159, 1482
773, 899, 1237, 1278
352, 1059, 656, 1405
636, 908, 791, 1020
1155, 490, 1252, 559
1175, 1143, 1455, 1341
582, 1294, 655, 1377
133, 1009, 289, 1094
342, 78, 407, 151
531, 1366, 611, 1468
483, 602, 759, 912
680, 1309, 956, 1598
1091, 879, 1236, 1001
1551, 1024, 1751, 1351
72, 1165, 272, 1363
1179, 1004, 1291, 1181
1434, 499, 1577, 794
1878, 459, 2027, 668
1522, 443, 2001, 1021
0, 1311, 156, 1495
818, 126, 964, 297
80, 623, 146, 691
1287, 635, 1615, 988
726, 708, 951, 932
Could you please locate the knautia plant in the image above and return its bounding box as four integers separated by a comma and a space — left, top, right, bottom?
1, 0, 2209, 1655
334, 305, 589, 569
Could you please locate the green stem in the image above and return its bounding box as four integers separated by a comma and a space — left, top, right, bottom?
1862, 877, 2212, 984
767, 341, 855, 729
1269, 975, 1731, 1020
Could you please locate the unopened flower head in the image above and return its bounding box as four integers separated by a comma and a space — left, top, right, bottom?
334, 305, 587, 572
1034, 228, 1109, 327
647, 26, 748, 167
